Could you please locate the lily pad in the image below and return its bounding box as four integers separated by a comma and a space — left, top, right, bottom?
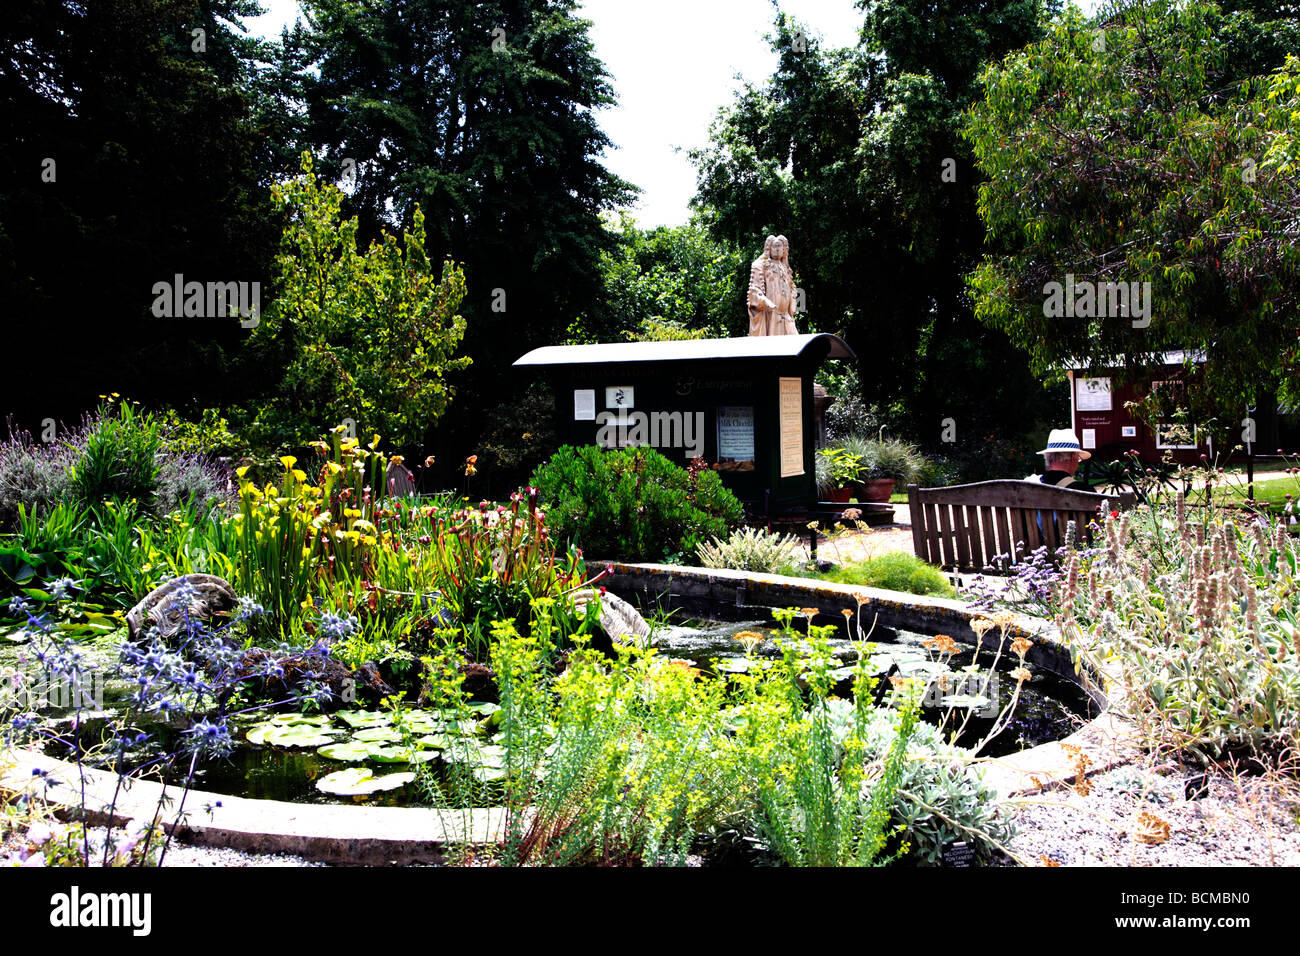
268, 714, 333, 727
265, 726, 337, 748
467, 702, 500, 716
316, 767, 414, 796
336, 710, 390, 729
351, 727, 405, 743
367, 746, 439, 764
317, 741, 375, 762
245, 725, 271, 746
471, 765, 509, 783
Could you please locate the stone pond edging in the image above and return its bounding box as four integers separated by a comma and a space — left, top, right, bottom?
1, 745, 501, 865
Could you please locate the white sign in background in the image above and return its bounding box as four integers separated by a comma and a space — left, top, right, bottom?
574, 389, 596, 421
717, 406, 755, 461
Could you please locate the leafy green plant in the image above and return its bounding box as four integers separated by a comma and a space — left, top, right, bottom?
731, 621, 921, 867
820, 553, 956, 598
531, 445, 744, 562
69, 399, 163, 511
816, 447, 867, 496
696, 526, 802, 574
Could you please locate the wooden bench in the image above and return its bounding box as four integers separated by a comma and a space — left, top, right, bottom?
906, 480, 1136, 573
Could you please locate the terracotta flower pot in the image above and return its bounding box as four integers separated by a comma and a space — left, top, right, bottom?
826, 486, 854, 504
857, 478, 897, 503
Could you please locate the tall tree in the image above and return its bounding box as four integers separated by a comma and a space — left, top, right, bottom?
582, 215, 750, 344
964, 0, 1300, 425
0, 0, 281, 425
295, 0, 634, 472
691, 1, 1058, 450
238, 154, 469, 449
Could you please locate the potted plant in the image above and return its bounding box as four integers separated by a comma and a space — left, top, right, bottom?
846, 437, 925, 503
816, 447, 866, 503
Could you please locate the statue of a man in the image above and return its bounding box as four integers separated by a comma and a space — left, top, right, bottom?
747, 234, 798, 336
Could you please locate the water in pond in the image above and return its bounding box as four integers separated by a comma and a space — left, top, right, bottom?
651, 618, 1093, 759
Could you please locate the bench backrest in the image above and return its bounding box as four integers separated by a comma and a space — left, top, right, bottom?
906, 480, 1136, 572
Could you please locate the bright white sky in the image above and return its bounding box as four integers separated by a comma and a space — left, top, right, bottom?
247, 1, 1099, 227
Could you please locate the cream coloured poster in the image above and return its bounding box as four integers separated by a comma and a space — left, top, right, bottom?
778, 377, 803, 477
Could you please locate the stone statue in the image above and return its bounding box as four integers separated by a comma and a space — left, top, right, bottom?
747, 234, 799, 336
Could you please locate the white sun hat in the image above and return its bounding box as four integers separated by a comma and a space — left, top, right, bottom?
1037, 428, 1091, 460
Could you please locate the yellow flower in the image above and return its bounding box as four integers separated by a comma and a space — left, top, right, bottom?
1011, 636, 1034, 658
799, 607, 820, 619
235, 465, 251, 479
280, 455, 297, 469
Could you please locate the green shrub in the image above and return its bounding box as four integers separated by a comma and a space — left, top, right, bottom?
69, 400, 163, 509
821, 552, 956, 598
531, 445, 744, 562
696, 526, 802, 574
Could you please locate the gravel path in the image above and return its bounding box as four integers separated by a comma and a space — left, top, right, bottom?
999, 759, 1300, 867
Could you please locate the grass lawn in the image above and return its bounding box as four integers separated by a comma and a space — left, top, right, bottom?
1168, 474, 1298, 511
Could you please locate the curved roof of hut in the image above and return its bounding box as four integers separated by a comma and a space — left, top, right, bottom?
514, 333, 856, 368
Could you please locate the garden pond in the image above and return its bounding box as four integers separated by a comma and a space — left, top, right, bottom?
6, 615, 1094, 808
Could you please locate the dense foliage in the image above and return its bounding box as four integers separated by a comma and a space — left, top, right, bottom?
965, 0, 1300, 421
690, 0, 1061, 450
531, 446, 745, 562
239, 154, 470, 449
0, 0, 283, 421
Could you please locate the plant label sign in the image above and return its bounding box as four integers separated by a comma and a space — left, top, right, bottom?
942, 840, 975, 867
574, 389, 596, 421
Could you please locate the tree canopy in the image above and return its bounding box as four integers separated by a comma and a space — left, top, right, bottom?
964, 0, 1300, 418
239, 154, 469, 449
691, 0, 1059, 446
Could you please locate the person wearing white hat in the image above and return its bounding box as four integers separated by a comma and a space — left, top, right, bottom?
1026, 428, 1096, 492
